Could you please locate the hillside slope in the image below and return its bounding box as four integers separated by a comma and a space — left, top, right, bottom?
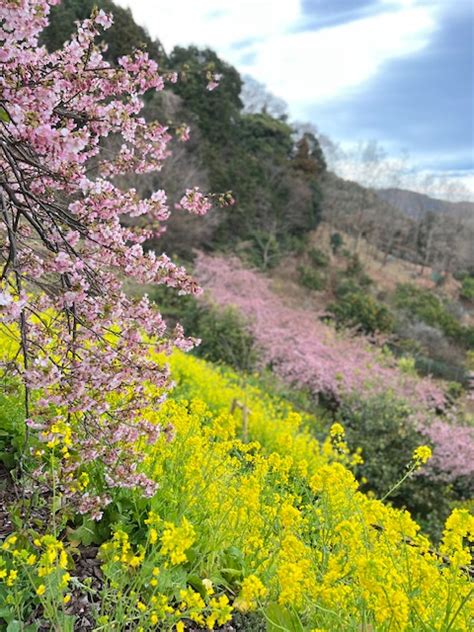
377, 187, 474, 219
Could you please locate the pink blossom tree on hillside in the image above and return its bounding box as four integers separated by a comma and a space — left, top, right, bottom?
0, 0, 222, 519
195, 254, 474, 484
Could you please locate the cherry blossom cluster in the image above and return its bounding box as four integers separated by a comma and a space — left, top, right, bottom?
0, 0, 214, 519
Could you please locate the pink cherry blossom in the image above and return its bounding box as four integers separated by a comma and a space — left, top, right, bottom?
194, 254, 474, 484
0, 0, 217, 517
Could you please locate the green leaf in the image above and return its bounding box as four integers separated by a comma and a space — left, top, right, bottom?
6, 621, 21, 632
264, 603, 304, 632
67, 517, 101, 546
187, 574, 205, 597
56, 614, 75, 632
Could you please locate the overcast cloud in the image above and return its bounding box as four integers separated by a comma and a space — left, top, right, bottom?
116, 0, 474, 199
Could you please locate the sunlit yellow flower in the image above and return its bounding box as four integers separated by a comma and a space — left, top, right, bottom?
329, 422, 345, 437
235, 575, 267, 612
160, 519, 195, 566
413, 445, 432, 466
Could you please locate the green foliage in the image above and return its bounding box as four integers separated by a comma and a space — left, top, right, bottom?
185, 304, 258, 372
147, 285, 257, 372
328, 257, 392, 334
330, 232, 343, 254
0, 382, 25, 469
169, 46, 242, 145
394, 284, 471, 347
460, 276, 474, 301
236, 113, 294, 157
307, 247, 329, 268
211, 115, 323, 267
166, 45, 325, 267
246, 234, 282, 270
265, 603, 304, 631
328, 290, 394, 334
397, 356, 417, 376
42, 0, 165, 62
413, 355, 469, 385
292, 134, 326, 176
334, 278, 362, 299
467, 351, 474, 370
446, 381, 464, 400
344, 254, 372, 287
298, 265, 325, 292
339, 393, 454, 538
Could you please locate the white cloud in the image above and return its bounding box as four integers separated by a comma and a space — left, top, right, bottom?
115, 1, 301, 56
116, 0, 438, 114
240, 6, 436, 114
115, 1, 472, 200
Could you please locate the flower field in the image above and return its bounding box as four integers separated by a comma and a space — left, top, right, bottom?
1, 348, 473, 630
194, 254, 474, 486
0, 2, 472, 630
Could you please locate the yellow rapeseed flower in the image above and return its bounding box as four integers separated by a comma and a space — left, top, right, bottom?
160, 519, 195, 566
329, 422, 345, 437
235, 575, 267, 612
412, 445, 432, 465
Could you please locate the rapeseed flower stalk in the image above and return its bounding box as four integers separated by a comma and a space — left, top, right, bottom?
381, 444, 433, 502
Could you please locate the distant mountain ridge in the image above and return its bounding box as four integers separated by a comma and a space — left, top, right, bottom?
375, 187, 474, 219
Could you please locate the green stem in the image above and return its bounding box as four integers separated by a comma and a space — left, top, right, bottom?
380, 463, 416, 502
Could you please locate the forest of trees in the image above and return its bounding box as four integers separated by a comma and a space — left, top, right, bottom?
42, 0, 474, 276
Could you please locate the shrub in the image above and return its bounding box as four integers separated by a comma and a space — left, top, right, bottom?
460, 276, 474, 301
414, 355, 469, 385
394, 284, 465, 343
298, 265, 325, 291
330, 232, 343, 254
328, 291, 395, 334
339, 393, 456, 537
446, 381, 464, 400
186, 304, 258, 372
334, 277, 364, 298
345, 253, 363, 275
307, 247, 329, 268
147, 285, 258, 372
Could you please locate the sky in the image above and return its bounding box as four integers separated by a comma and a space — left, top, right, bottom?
116, 0, 474, 200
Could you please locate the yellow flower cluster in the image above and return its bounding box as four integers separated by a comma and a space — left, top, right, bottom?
234, 574, 267, 611
412, 444, 433, 466
0, 533, 71, 610
136, 351, 471, 631
100, 529, 145, 568
1, 345, 472, 631
160, 518, 196, 566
